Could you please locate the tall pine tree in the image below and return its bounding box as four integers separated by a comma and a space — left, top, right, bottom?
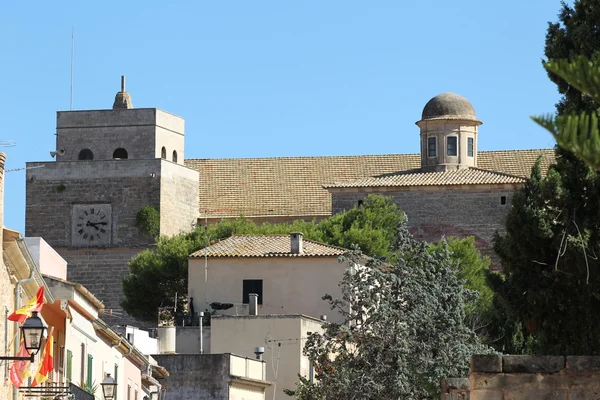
490, 0, 600, 354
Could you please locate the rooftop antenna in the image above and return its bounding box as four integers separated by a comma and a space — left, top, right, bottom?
70, 27, 74, 110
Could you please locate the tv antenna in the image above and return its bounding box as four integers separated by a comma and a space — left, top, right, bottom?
70, 27, 75, 110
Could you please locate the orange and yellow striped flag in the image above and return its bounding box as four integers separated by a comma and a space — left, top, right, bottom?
32, 327, 54, 387
8, 286, 44, 323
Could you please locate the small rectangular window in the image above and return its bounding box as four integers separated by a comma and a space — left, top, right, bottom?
243, 279, 263, 304
357, 199, 364, 207
501, 196, 507, 205
447, 137, 457, 156
468, 137, 474, 157
427, 137, 437, 157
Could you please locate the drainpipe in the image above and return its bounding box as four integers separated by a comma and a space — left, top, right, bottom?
12, 266, 36, 400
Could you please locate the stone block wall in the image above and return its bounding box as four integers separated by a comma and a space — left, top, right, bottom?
25, 160, 162, 246
331, 186, 516, 259
159, 160, 200, 236
56, 246, 151, 327
470, 354, 600, 399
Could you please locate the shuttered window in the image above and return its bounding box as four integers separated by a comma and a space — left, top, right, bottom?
66, 350, 73, 383
86, 354, 93, 388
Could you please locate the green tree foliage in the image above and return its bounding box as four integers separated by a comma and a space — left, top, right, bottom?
430, 237, 493, 340
488, 0, 600, 355
285, 222, 491, 399
491, 158, 600, 354
534, 0, 600, 168
318, 194, 405, 259
123, 194, 492, 327
122, 229, 207, 322
534, 56, 600, 169
136, 205, 160, 237
122, 195, 403, 322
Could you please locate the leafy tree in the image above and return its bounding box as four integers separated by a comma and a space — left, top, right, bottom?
122, 195, 404, 322
488, 0, 600, 355
123, 194, 491, 326
285, 222, 491, 399
122, 229, 207, 322
136, 205, 160, 237
430, 237, 493, 340
318, 194, 405, 259
491, 158, 600, 355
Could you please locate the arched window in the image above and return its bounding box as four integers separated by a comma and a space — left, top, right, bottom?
113, 148, 128, 159
78, 149, 94, 160
161, 146, 166, 159
172, 150, 178, 163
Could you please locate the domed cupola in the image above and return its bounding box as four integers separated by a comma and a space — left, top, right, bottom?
416, 93, 482, 172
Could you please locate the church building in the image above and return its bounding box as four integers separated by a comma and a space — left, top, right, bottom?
25, 80, 552, 323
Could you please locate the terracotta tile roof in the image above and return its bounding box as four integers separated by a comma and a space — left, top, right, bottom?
325, 168, 526, 188
188, 235, 346, 258
185, 149, 554, 219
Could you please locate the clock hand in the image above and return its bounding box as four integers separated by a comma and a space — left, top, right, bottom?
89, 221, 108, 227
86, 221, 100, 231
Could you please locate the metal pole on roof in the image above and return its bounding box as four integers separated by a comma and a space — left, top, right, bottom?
204, 212, 208, 315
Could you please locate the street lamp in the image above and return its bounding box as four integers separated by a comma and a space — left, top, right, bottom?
101, 373, 117, 400
0, 311, 46, 362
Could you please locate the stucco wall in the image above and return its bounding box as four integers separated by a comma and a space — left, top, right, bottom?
176, 326, 210, 354
210, 315, 323, 400
24, 237, 67, 280
331, 186, 517, 260
151, 354, 230, 399
188, 257, 347, 323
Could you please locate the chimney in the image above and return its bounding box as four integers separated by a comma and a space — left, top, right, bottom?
254, 346, 265, 360
290, 232, 303, 254
249, 293, 258, 316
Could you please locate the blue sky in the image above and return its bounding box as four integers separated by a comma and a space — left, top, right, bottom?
1, 1, 566, 232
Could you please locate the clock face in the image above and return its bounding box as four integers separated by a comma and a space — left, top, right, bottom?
72, 204, 112, 246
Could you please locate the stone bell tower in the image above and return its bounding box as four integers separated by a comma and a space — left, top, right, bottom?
25, 77, 199, 325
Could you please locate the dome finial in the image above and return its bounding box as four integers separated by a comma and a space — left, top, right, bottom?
113, 75, 133, 110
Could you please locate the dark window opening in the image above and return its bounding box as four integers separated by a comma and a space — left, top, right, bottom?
467, 137, 474, 157
161, 146, 166, 159
357, 199, 364, 207
113, 148, 128, 159
78, 149, 94, 160
501, 196, 507, 205
427, 137, 437, 157
243, 279, 263, 304
447, 136, 457, 156
172, 150, 178, 163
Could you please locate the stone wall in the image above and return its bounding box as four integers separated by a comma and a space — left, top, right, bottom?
159, 161, 200, 236
25, 160, 162, 247
55, 108, 185, 162
470, 354, 600, 399
56, 246, 150, 327
331, 185, 517, 259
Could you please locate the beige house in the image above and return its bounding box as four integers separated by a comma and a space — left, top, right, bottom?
188, 233, 348, 323
210, 314, 324, 400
